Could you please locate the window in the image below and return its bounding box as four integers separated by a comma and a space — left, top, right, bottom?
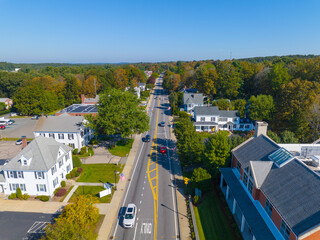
69, 143, 75, 148
53, 177, 58, 188
37, 184, 46, 192
23, 160, 27, 165
239, 125, 244, 129
236, 161, 241, 172
65, 154, 70, 161
51, 165, 57, 175
20, 184, 26, 191
265, 199, 273, 217
188, 104, 191, 107
245, 125, 250, 129
49, 133, 55, 138
211, 117, 216, 122
59, 159, 63, 168
219, 117, 228, 122
223, 124, 227, 128
35, 171, 44, 179
243, 173, 248, 186
234, 118, 238, 122
9, 171, 15, 178
17, 171, 24, 179
200, 117, 205, 122
67, 164, 71, 173
248, 180, 253, 194
10, 183, 19, 191
58, 134, 64, 139
68, 133, 74, 140
280, 220, 290, 240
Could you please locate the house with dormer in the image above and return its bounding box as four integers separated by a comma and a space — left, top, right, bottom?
183, 93, 204, 115
220, 121, 320, 240
0, 136, 73, 196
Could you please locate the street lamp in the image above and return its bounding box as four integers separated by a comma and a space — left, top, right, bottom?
114, 170, 119, 190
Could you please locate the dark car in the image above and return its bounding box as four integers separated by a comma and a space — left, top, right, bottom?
159, 121, 165, 127
0, 125, 5, 129
31, 115, 39, 120
144, 134, 151, 142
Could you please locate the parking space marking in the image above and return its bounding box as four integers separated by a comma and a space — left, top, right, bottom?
27, 221, 49, 233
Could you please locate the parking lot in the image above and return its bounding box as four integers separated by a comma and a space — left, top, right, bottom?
0, 115, 37, 139
0, 211, 57, 240
0, 141, 23, 162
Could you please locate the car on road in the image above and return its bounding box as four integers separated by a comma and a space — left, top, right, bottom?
159, 121, 165, 127
160, 146, 167, 154
16, 139, 22, 145
7, 119, 15, 125
31, 115, 39, 120
144, 134, 151, 142
0, 125, 5, 129
123, 203, 137, 228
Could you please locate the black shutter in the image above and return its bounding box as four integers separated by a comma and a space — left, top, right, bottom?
21, 172, 24, 179
13, 171, 17, 179
42, 172, 45, 179
7, 171, 10, 179
9, 184, 11, 191
34, 172, 37, 179
44, 185, 46, 192
36, 184, 39, 192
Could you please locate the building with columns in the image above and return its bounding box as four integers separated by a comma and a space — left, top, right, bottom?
220, 121, 320, 240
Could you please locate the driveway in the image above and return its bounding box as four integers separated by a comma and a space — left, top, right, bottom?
0, 211, 57, 240
0, 141, 23, 162
0, 116, 37, 139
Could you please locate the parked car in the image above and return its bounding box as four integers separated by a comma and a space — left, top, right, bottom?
0, 125, 5, 129
7, 119, 15, 125
144, 134, 151, 142
123, 203, 137, 228
159, 121, 165, 127
16, 139, 22, 145
31, 115, 39, 120
10, 112, 18, 117
160, 146, 167, 154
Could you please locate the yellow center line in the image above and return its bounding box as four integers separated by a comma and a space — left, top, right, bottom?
147, 91, 160, 240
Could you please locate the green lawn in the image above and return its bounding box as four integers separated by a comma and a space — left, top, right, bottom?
76, 164, 124, 183
193, 206, 206, 240
109, 139, 133, 157
68, 186, 114, 203
195, 190, 242, 240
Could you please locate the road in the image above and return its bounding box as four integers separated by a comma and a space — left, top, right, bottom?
111, 75, 180, 240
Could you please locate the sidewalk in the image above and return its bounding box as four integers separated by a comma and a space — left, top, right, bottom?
169, 115, 191, 240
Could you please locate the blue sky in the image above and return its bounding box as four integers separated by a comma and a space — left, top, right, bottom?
0, 0, 320, 63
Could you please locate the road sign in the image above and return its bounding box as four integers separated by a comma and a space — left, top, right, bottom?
184, 177, 190, 185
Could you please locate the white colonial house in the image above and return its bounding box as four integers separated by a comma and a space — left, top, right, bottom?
194, 106, 254, 132
0, 136, 73, 196
183, 93, 204, 115
33, 113, 93, 149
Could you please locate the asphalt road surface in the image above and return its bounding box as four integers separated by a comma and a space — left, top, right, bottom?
111, 75, 180, 240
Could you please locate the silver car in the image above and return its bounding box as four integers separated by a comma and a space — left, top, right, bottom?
123, 203, 137, 228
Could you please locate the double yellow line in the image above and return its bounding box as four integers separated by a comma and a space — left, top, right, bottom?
147, 95, 160, 240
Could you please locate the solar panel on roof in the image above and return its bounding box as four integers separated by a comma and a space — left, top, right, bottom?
268, 147, 295, 167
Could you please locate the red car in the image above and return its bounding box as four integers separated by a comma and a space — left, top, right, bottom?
160, 146, 167, 154
0, 125, 5, 129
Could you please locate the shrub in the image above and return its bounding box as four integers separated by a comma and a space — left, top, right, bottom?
72, 156, 82, 168
55, 188, 67, 197
73, 148, 78, 155
66, 173, 71, 180
77, 167, 83, 173
61, 181, 66, 187
88, 147, 94, 156
36, 195, 49, 202
80, 146, 87, 153
16, 187, 22, 199
75, 171, 80, 177
54, 188, 61, 195
22, 193, 29, 200
193, 195, 200, 205
8, 193, 16, 199
89, 138, 99, 145
79, 149, 86, 155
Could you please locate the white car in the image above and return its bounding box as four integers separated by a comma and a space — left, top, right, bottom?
123, 203, 137, 228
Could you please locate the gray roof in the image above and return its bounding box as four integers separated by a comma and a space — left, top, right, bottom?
34, 113, 84, 133
0, 98, 10, 102
220, 168, 277, 240
233, 134, 320, 236
138, 83, 146, 87
183, 93, 203, 105
58, 104, 98, 114
2, 136, 71, 171
194, 106, 239, 118
194, 122, 218, 126
84, 95, 99, 104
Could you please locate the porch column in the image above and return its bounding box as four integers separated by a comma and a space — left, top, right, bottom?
220, 174, 223, 188
253, 235, 256, 240
226, 185, 230, 199
241, 215, 245, 232
232, 198, 236, 214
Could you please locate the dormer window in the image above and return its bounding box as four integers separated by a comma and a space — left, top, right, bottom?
20, 155, 31, 166
23, 160, 27, 166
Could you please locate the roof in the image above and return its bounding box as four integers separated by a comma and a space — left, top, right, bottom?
233, 134, 320, 236
34, 113, 84, 133
194, 122, 218, 126
220, 168, 277, 240
84, 95, 99, 104
194, 106, 239, 118
2, 136, 71, 171
138, 83, 145, 87
0, 98, 11, 102
183, 93, 203, 105
58, 104, 98, 114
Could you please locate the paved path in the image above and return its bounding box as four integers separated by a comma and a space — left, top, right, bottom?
62, 185, 78, 203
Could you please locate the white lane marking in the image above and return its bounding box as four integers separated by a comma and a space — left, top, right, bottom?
133, 222, 138, 240
141, 193, 143, 197
140, 200, 142, 204
142, 187, 144, 190
164, 110, 179, 239
141, 222, 153, 234
113, 140, 146, 236
138, 208, 140, 212
27, 221, 49, 233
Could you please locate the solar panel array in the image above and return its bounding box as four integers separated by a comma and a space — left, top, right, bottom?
301, 146, 320, 158
60, 104, 98, 113
269, 147, 295, 167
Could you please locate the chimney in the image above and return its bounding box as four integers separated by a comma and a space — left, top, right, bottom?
81, 94, 85, 104
227, 107, 229, 111
254, 121, 268, 137
21, 136, 27, 149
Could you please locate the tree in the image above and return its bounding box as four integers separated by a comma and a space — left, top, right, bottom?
43, 195, 99, 240
195, 64, 218, 97
114, 69, 129, 90
82, 76, 100, 97
306, 99, 320, 141
64, 75, 80, 106
0, 102, 6, 111
268, 63, 291, 95
267, 130, 280, 143
204, 131, 230, 176
86, 89, 149, 139
248, 95, 274, 121
213, 99, 231, 110
280, 130, 298, 143
232, 99, 246, 117
191, 167, 212, 192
